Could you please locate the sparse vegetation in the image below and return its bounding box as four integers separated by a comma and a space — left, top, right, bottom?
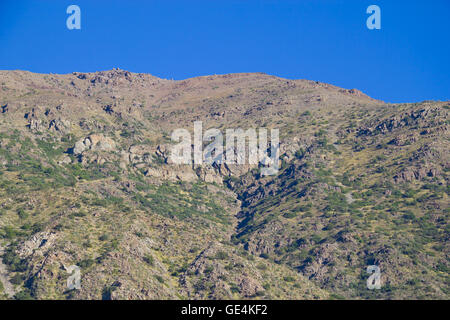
0, 70, 447, 300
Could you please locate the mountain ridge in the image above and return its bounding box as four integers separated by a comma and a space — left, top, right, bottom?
0, 69, 448, 300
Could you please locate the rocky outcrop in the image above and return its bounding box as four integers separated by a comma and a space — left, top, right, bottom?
145, 166, 197, 182
48, 118, 70, 134
58, 155, 72, 165
28, 119, 44, 133
179, 244, 264, 299
17, 231, 57, 258
72, 134, 116, 155
394, 166, 439, 183
358, 106, 439, 136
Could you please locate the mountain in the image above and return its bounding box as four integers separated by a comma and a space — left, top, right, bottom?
0, 69, 448, 300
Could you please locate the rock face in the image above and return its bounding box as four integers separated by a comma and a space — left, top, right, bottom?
145, 166, 198, 182
72, 134, 116, 155
394, 166, 438, 183
17, 232, 57, 258
179, 244, 264, 299
28, 119, 44, 133
358, 106, 446, 136
58, 155, 72, 165
48, 118, 70, 134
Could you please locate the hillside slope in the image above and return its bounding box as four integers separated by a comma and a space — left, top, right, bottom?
0, 69, 448, 299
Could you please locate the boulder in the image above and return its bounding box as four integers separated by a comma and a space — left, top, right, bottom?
72, 134, 116, 155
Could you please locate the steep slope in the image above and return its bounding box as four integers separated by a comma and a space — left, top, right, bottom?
0, 69, 448, 299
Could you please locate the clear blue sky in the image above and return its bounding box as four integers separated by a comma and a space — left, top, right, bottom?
0, 0, 449, 103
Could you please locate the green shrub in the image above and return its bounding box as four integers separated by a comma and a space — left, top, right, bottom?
214, 251, 228, 260
143, 254, 154, 266
77, 258, 95, 269
17, 208, 28, 220
154, 275, 164, 283
283, 276, 295, 282
14, 289, 34, 300
259, 253, 269, 259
